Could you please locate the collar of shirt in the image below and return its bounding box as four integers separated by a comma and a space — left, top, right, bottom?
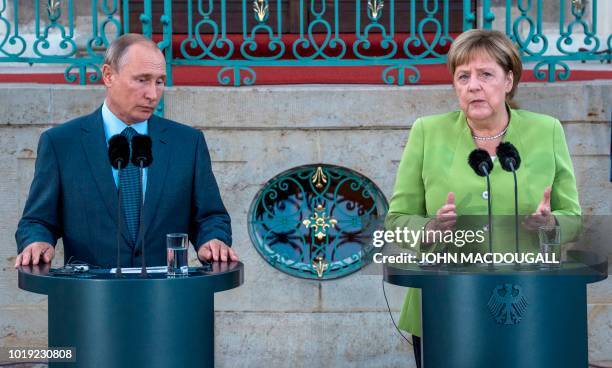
102, 101, 148, 142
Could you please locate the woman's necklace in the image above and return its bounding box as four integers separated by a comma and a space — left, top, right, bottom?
469, 117, 509, 141
472, 126, 508, 141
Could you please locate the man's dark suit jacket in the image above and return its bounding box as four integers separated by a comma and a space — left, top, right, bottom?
15, 108, 232, 268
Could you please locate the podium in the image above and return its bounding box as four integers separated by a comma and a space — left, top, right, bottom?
383, 251, 607, 368
18, 262, 243, 368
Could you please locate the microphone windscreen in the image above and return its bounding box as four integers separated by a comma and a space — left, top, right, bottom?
131, 135, 153, 167
108, 134, 130, 169
468, 149, 494, 177
496, 142, 521, 171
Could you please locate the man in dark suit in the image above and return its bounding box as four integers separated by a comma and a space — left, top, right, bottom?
15, 34, 237, 268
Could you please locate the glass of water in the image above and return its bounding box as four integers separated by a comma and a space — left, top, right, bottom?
538, 225, 561, 268
167, 233, 189, 276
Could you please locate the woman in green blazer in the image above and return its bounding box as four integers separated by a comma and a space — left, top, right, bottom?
385, 30, 581, 368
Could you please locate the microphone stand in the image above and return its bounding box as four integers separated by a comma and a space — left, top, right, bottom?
507, 160, 521, 270
480, 163, 493, 267
116, 161, 123, 278
139, 162, 148, 278
509, 161, 519, 256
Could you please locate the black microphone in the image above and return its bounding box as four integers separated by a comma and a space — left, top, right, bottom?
468, 149, 494, 257
108, 135, 130, 278
108, 135, 130, 169
497, 142, 521, 172
131, 135, 153, 167
468, 149, 494, 177
496, 142, 522, 258
130, 135, 153, 277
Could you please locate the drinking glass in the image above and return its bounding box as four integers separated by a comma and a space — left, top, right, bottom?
167, 233, 189, 276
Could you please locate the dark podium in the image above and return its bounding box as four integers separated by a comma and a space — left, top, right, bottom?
18, 262, 243, 368
383, 251, 607, 368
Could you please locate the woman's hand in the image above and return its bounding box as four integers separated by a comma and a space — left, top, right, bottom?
426, 192, 457, 232
523, 187, 556, 231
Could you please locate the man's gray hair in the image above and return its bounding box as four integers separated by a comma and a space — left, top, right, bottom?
103, 33, 160, 70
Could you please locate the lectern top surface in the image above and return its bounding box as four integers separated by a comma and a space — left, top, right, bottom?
17, 262, 244, 296
18, 261, 243, 279
384, 250, 608, 279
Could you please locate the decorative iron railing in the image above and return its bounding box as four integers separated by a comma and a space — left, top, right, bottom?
0, 0, 610, 86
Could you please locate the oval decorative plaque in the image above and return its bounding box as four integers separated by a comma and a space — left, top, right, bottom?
248, 164, 389, 280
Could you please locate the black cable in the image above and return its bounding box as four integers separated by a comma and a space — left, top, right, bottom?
382, 278, 412, 346
382, 275, 611, 367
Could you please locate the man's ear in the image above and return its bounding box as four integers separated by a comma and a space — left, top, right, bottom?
101, 64, 114, 88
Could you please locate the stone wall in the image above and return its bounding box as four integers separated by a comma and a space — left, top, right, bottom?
0, 81, 610, 367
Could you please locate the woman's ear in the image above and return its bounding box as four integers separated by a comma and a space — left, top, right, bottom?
505, 70, 514, 94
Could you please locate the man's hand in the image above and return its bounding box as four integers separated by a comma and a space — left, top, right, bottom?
523, 187, 556, 231
14, 242, 55, 267
197, 239, 238, 262
426, 192, 457, 232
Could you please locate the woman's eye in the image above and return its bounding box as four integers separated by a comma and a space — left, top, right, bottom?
457, 74, 468, 81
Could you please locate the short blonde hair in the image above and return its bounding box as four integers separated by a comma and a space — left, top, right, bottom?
447, 29, 522, 99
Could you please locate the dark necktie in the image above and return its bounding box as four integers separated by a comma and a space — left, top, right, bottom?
120, 127, 141, 244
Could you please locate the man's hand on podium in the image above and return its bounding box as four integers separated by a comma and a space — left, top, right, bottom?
197, 239, 238, 262
14, 242, 55, 267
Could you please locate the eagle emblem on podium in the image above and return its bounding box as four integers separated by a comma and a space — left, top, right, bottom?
487, 284, 528, 325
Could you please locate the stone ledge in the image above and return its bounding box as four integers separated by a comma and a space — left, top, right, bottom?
0, 81, 609, 127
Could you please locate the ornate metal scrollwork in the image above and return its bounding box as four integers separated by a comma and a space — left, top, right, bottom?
1, 0, 610, 86
367, 0, 384, 21
253, 0, 269, 22
302, 204, 338, 241
312, 255, 328, 278
248, 164, 388, 280
403, 0, 452, 59
47, 0, 61, 22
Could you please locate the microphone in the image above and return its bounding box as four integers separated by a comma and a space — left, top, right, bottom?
468, 149, 494, 177
108, 135, 130, 169
130, 135, 153, 277
496, 142, 522, 258
131, 135, 154, 167
496, 142, 521, 172
468, 149, 494, 257
108, 135, 130, 278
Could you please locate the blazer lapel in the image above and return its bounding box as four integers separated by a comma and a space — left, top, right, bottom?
80, 108, 132, 245
137, 114, 170, 248
448, 111, 484, 213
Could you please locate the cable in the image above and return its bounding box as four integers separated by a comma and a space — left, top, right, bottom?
381, 281, 612, 368
382, 278, 412, 346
